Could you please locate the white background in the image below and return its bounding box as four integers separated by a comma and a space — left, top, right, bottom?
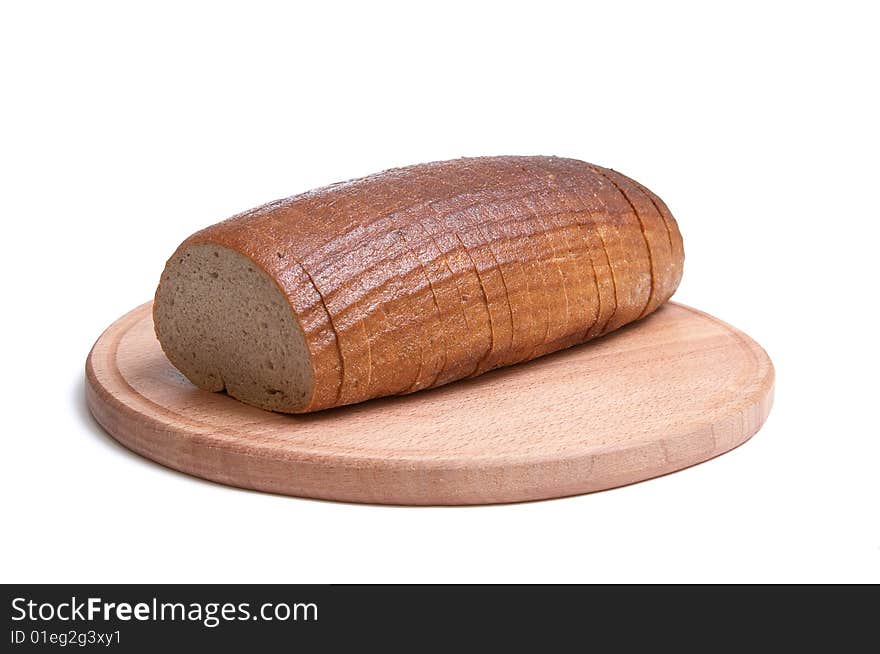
2, 1, 877, 583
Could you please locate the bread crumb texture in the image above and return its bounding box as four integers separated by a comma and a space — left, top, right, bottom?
154, 243, 313, 412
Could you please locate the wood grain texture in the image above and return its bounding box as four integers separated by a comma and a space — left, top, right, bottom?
154, 156, 685, 413
86, 301, 773, 505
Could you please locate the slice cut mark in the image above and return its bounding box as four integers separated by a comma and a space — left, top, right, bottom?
525, 197, 572, 353
470, 193, 544, 365
350, 175, 443, 396
443, 161, 516, 375
475, 213, 531, 367
395, 221, 450, 391
360, 170, 447, 395
311, 178, 487, 395
455, 159, 541, 368
500, 198, 551, 363
425, 162, 605, 366
564, 175, 621, 337
587, 165, 655, 321
428, 163, 516, 376
429, 159, 597, 372
454, 229, 496, 374
294, 259, 347, 408
315, 230, 424, 400
514, 168, 573, 359
546, 165, 618, 341
484, 157, 579, 363
304, 158, 584, 384
413, 203, 483, 385
262, 194, 380, 407
362, 234, 428, 396
302, 166, 524, 388
296, 160, 651, 396
571, 198, 616, 340
441, 175, 550, 367
601, 168, 674, 316
421, 196, 493, 378
419, 168, 496, 378
631, 179, 685, 293
547, 180, 603, 344
306, 234, 391, 404
394, 231, 440, 393
531, 162, 601, 354
296, 183, 452, 401
577, 169, 648, 333
289, 204, 387, 406
465, 185, 520, 369
409, 159, 517, 384
431, 178, 563, 367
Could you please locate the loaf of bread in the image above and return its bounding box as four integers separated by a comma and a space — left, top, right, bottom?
154, 156, 684, 413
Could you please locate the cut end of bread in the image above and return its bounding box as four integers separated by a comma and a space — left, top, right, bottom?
153, 243, 314, 413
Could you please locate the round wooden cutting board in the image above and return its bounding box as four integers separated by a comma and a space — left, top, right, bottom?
86, 302, 773, 505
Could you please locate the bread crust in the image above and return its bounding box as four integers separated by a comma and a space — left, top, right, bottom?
156, 156, 684, 413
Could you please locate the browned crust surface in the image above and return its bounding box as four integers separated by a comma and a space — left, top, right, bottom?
160, 156, 685, 412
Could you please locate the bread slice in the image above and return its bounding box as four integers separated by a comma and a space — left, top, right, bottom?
154, 243, 313, 412
600, 167, 676, 318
